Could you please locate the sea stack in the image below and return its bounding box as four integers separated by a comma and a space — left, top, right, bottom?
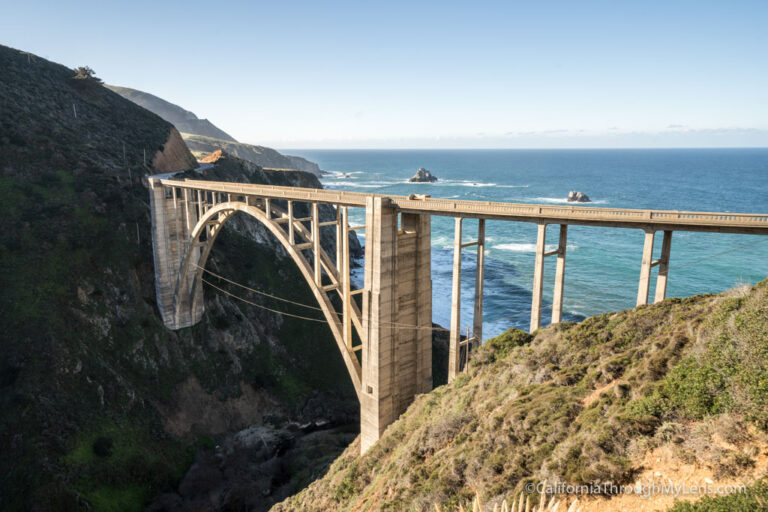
408, 167, 438, 183
567, 190, 591, 203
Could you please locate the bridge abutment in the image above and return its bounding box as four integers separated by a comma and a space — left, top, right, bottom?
149, 178, 204, 329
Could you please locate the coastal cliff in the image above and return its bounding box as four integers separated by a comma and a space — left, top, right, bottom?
0, 44, 357, 510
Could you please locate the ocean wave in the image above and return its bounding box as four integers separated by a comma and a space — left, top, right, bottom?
323, 181, 397, 188
408, 179, 529, 188
324, 170, 365, 177
493, 243, 541, 252
458, 182, 497, 187
494, 243, 579, 252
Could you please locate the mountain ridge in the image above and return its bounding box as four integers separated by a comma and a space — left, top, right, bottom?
105, 85, 238, 142
107, 85, 324, 176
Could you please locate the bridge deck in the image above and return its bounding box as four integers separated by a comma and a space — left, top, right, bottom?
158, 178, 768, 235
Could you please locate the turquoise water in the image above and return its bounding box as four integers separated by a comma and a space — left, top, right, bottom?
288, 149, 768, 338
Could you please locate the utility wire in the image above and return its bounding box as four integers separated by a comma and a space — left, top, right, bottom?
200, 237, 768, 331
195, 262, 327, 313
198, 262, 448, 331
202, 277, 328, 323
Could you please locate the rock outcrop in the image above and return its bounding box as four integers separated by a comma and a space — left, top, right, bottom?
567, 190, 591, 202
183, 133, 324, 176
151, 127, 198, 173
408, 167, 438, 182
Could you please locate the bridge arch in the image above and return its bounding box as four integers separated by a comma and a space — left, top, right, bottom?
149, 179, 434, 453
173, 200, 363, 398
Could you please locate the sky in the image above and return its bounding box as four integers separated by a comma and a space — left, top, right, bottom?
3, 0, 768, 149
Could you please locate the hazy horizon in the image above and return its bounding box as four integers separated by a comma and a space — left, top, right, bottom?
277, 143, 768, 152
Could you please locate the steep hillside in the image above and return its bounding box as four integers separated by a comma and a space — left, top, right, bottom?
274, 281, 768, 511
0, 45, 357, 511
107, 85, 323, 175
182, 133, 323, 176
106, 85, 237, 142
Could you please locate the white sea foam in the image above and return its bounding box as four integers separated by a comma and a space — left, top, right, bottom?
456, 182, 530, 188
494, 243, 579, 252
493, 243, 541, 252
324, 170, 365, 177
458, 182, 497, 187
531, 197, 608, 204
323, 181, 397, 188
412, 179, 529, 188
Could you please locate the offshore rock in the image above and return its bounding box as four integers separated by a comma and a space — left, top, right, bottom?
408, 167, 438, 183
567, 190, 591, 202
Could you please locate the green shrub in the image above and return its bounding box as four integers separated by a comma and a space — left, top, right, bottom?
478, 328, 532, 363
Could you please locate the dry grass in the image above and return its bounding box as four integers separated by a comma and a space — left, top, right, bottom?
274, 280, 768, 512
434, 492, 583, 512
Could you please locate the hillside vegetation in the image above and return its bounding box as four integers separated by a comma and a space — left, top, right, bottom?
274, 281, 768, 511
105, 85, 238, 142
0, 45, 357, 510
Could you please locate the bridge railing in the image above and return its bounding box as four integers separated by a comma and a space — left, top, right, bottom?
157, 178, 768, 231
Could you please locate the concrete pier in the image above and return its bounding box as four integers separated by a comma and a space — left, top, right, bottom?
530, 224, 569, 331
448, 219, 485, 381
360, 198, 432, 452
654, 230, 673, 303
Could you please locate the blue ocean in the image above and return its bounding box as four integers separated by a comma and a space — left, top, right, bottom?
289, 149, 768, 338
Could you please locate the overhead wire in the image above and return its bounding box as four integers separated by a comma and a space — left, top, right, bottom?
202, 277, 329, 323
199, 236, 768, 333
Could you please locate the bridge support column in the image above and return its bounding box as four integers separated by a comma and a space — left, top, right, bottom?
530, 223, 547, 332
449, 218, 486, 380
551, 225, 568, 324
399, 213, 433, 398
531, 223, 569, 331
361, 198, 432, 453
654, 230, 673, 303
637, 230, 656, 306
448, 218, 463, 381
472, 219, 485, 344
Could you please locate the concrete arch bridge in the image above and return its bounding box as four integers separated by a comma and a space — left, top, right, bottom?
149, 177, 768, 452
